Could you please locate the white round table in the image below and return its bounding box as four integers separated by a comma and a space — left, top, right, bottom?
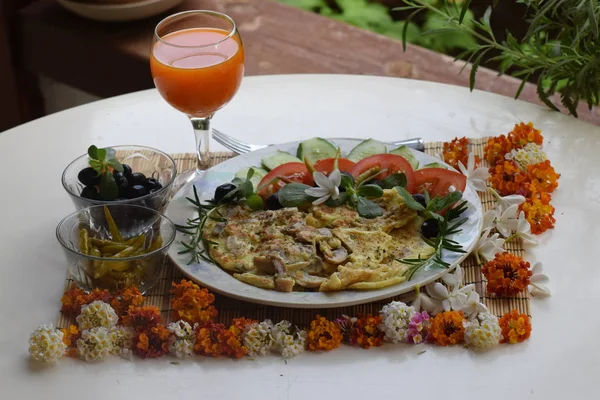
1, 75, 598, 399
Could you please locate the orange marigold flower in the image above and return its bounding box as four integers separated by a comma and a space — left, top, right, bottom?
133, 325, 170, 358
60, 287, 89, 314
229, 317, 258, 337
428, 311, 465, 346
489, 160, 531, 196
499, 310, 531, 344
110, 286, 145, 321
350, 314, 384, 349
60, 325, 81, 357
526, 160, 560, 194
86, 288, 112, 304
521, 195, 556, 234
170, 280, 218, 325
306, 315, 343, 351
482, 253, 532, 297
123, 305, 163, 331
508, 122, 544, 148
484, 134, 513, 166
443, 137, 469, 169
193, 321, 246, 358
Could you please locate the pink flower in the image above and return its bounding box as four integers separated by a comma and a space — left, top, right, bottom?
406, 311, 430, 344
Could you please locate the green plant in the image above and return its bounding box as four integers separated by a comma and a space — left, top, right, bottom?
397, 0, 600, 116
278, 0, 477, 53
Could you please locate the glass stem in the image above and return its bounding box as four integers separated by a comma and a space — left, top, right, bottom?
190, 116, 213, 172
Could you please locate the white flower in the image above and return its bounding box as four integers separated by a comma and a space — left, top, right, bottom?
77, 327, 113, 361
426, 281, 474, 312
512, 211, 538, 245
482, 210, 497, 232
167, 321, 196, 359
495, 204, 519, 238
109, 326, 133, 360
243, 320, 274, 356
28, 325, 67, 363
410, 288, 443, 314
76, 301, 118, 330
458, 153, 489, 192
460, 291, 489, 320
474, 229, 505, 263
305, 170, 341, 205
441, 264, 464, 287
378, 301, 415, 343
272, 321, 305, 358
489, 187, 525, 213
529, 262, 551, 298
464, 312, 501, 350
506, 142, 547, 169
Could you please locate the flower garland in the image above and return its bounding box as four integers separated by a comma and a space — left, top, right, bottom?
30, 127, 554, 363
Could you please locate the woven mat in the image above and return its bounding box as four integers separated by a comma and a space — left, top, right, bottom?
57, 139, 529, 329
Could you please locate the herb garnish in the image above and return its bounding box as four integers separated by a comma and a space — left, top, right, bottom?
395, 187, 468, 280
87, 145, 123, 200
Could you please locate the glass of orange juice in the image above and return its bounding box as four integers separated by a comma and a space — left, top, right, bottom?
151, 11, 244, 171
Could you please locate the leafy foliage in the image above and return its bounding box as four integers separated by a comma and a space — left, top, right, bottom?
398, 0, 600, 116
278, 0, 477, 53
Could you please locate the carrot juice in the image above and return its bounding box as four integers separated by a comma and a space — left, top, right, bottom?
150, 27, 244, 118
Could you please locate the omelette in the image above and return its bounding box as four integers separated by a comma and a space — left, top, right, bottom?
202, 188, 434, 292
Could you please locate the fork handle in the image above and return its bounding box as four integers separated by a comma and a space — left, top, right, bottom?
389, 137, 425, 152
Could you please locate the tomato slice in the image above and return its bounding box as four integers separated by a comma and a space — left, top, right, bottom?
257, 162, 313, 198
413, 168, 467, 198
350, 154, 415, 193
314, 158, 355, 175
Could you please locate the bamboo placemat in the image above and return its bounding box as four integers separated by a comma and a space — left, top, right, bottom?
57, 139, 529, 329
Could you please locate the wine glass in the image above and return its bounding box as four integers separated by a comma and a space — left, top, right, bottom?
151, 10, 244, 172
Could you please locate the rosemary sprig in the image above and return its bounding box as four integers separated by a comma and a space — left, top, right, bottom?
397, 0, 600, 117
396, 188, 469, 280
175, 185, 221, 265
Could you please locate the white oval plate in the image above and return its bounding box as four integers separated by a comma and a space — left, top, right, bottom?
166, 139, 482, 308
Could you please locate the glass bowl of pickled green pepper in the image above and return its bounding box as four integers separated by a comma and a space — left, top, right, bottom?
56, 204, 176, 292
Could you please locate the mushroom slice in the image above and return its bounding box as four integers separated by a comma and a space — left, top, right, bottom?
285, 261, 311, 272
319, 240, 348, 265
253, 255, 285, 275
292, 271, 327, 288
275, 276, 295, 292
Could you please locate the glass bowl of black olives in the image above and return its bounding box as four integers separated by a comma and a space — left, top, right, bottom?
56, 204, 176, 292
61, 145, 177, 212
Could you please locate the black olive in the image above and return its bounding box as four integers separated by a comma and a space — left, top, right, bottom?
371, 179, 385, 188
214, 183, 237, 203
421, 218, 440, 238
265, 193, 282, 210
78, 167, 101, 186
126, 184, 149, 199
412, 194, 427, 208
130, 172, 147, 186
122, 164, 133, 179
81, 186, 100, 200
145, 177, 162, 191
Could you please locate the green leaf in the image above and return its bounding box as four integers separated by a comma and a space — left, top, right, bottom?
514, 74, 531, 99
87, 145, 99, 160
340, 172, 355, 191
403, 9, 423, 51
89, 159, 104, 174
237, 180, 254, 198
423, 187, 431, 205
482, 6, 492, 27
107, 158, 124, 173
99, 172, 118, 200
381, 172, 407, 189
428, 212, 444, 221
278, 183, 313, 207
357, 184, 384, 199
96, 148, 107, 161
459, 0, 472, 24
325, 192, 350, 207
395, 187, 425, 211
246, 168, 255, 181
356, 197, 384, 219
470, 49, 490, 91
105, 147, 116, 160
589, 0, 598, 38
427, 191, 463, 212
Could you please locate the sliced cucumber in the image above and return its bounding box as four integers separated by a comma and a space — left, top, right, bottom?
388, 145, 419, 169
347, 139, 387, 162
420, 162, 448, 169
235, 167, 267, 189
261, 150, 302, 171
296, 138, 337, 164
